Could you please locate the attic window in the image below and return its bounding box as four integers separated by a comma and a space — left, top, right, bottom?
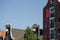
52, 0, 54, 2
50, 0, 54, 4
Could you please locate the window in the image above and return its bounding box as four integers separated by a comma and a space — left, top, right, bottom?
51, 0, 54, 2
50, 19, 54, 28
49, 7, 55, 17
58, 18, 60, 22
50, 34, 54, 39
50, 30, 54, 34
50, 7, 54, 12
58, 29, 60, 33
0, 36, 3, 40
50, 0, 54, 4
49, 30, 54, 39
51, 13, 54, 17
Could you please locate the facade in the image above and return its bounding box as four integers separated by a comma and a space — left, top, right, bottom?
43, 0, 60, 40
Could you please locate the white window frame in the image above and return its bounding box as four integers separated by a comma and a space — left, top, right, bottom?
50, 39, 55, 40
49, 7, 55, 18
49, 30, 55, 39
49, 17, 55, 28
49, 30, 54, 34
49, 7, 55, 13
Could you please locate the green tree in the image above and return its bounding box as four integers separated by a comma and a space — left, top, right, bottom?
24, 27, 37, 40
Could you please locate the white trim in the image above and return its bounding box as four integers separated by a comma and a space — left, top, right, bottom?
49, 6, 55, 18
49, 29, 55, 34
10, 27, 15, 40
50, 39, 55, 40
5, 29, 8, 31
49, 28, 55, 30
49, 7, 55, 13
49, 17, 55, 28
33, 29, 36, 32
49, 17, 55, 20
58, 0, 60, 2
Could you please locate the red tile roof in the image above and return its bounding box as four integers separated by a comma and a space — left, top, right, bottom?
0, 30, 6, 39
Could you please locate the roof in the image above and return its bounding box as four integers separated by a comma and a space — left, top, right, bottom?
0, 28, 25, 40
0, 30, 6, 39
11, 28, 25, 40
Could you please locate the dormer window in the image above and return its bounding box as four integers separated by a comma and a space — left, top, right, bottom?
50, 0, 54, 4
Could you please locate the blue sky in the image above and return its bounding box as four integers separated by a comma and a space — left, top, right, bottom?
0, 0, 47, 30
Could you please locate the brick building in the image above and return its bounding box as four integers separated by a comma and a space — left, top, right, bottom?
43, 0, 60, 40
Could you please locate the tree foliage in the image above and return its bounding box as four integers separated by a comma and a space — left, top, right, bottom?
24, 27, 37, 40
